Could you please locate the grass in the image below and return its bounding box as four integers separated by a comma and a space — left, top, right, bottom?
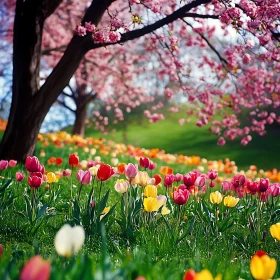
82, 112, 280, 170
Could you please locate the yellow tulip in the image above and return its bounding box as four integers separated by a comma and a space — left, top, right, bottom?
194, 269, 214, 280
224, 196, 239, 208
250, 251, 277, 280
270, 223, 280, 241
210, 191, 223, 205
143, 197, 160, 212
100, 206, 111, 220
47, 172, 58, 183
144, 185, 157, 198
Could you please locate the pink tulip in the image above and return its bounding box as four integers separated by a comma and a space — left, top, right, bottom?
164, 174, 173, 188
16, 172, 25, 182
0, 160, 8, 170
62, 169, 72, 177
207, 169, 218, 180
77, 170, 92, 185
222, 181, 231, 191
271, 184, 280, 197
173, 189, 189, 205
217, 137, 226, 146
174, 173, 183, 182
28, 174, 43, 188
183, 172, 197, 187
20, 255, 50, 280
148, 162, 157, 170
8, 160, 17, 168
25, 156, 40, 173
0, 244, 2, 256
124, 163, 138, 179
195, 175, 206, 188
232, 174, 246, 188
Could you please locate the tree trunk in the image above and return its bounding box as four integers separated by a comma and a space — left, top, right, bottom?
0, 0, 114, 162
72, 106, 87, 137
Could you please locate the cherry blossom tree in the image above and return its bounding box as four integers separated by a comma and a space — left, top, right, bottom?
0, 0, 279, 161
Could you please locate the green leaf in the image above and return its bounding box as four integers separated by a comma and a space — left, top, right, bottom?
36, 203, 49, 221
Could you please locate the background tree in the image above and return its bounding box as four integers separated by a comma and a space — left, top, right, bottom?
0, 0, 279, 161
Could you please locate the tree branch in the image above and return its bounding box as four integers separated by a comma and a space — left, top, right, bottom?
56, 99, 75, 113
90, 0, 212, 49
184, 13, 219, 19
181, 19, 228, 65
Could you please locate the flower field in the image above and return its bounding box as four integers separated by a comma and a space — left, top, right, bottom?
0, 132, 280, 280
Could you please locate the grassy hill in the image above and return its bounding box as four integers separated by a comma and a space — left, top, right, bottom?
83, 112, 280, 170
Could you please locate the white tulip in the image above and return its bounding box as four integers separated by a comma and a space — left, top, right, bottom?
54, 224, 85, 257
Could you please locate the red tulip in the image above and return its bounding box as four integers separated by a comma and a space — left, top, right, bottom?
68, 154, 79, 167
20, 255, 50, 280
232, 174, 246, 188
139, 157, 150, 169
16, 172, 25, 182
0, 160, 8, 170
97, 164, 114, 181
164, 174, 173, 188
259, 178, 269, 192
0, 244, 3, 257
153, 174, 162, 185
25, 156, 40, 172
56, 158, 63, 165
28, 175, 43, 188
148, 162, 157, 170
183, 172, 197, 187
247, 181, 258, 194
183, 269, 196, 280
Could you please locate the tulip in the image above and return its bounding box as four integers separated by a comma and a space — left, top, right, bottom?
222, 181, 231, 191
250, 251, 277, 280
0, 244, 2, 256
114, 179, 130, 194
25, 156, 40, 172
16, 172, 25, 182
270, 184, 280, 197
164, 174, 174, 188
39, 164, 45, 174
111, 157, 119, 166
0, 160, 8, 171
20, 255, 50, 280
56, 158, 63, 165
247, 181, 259, 194
68, 154, 79, 167
143, 197, 161, 212
270, 223, 280, 241
124, 163, 138, 179
224, 195, 239, 207
140, 157, 150, 169
8, 160, 17, 168
259, 178, 269, 192
62, 169, 72, 177
156, 195, 167, 208
77, 170, 92, 185
148, 162, 157, 170
153, 174, 162, 185
100, 206, 111, 220
195, 175, 206, 188
47, 172, 58, 184
131, 171, 150, 187
183, 172, 197, 187
87, 160, 95, 168
97, 164, 114, 181
208, 169, 218, 180
183, 269, 196, 280
144, 185, 157, 198
173, 189, 189, 205
232, 174, 246, 188
28, 175, 43, 188
210, 191, 223, 204
54, 224, 85, 257
174, 173, 183, 182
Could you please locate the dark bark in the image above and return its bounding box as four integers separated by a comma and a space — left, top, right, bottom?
72, 106, 87, 137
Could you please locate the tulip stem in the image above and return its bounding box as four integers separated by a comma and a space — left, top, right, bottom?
215, 205, 218, 237
77, 183, 83, 201
70, 167, 73, 200
98, 181, 103, 204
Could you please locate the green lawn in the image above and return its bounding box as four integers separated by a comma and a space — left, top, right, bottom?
84, 113, 280, 170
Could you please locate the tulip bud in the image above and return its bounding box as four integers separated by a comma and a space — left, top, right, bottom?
25, 157, 40, 172
271, 184, 280, 197
8, 160, 17, 168
208, 169, 218, 180
114, 179, 130, 194
91, 201, 95, 208
183, 269, 196, 280
164, 174, 173, 188
139, 157, 150, 169
77, 170, 92, 185
173, 189, 189, 205
68, 154, 79, 167
28, 175, 43, 188
62, 169, 72, 177
16, 172, 25, 182
259, 178, 269, 192
148, 162, 157, 170
20, 255, 50, 280
209, 181, 216, 188
124, 163, 138, 179
0, 160, 8, 171
0, 244, 3, 257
